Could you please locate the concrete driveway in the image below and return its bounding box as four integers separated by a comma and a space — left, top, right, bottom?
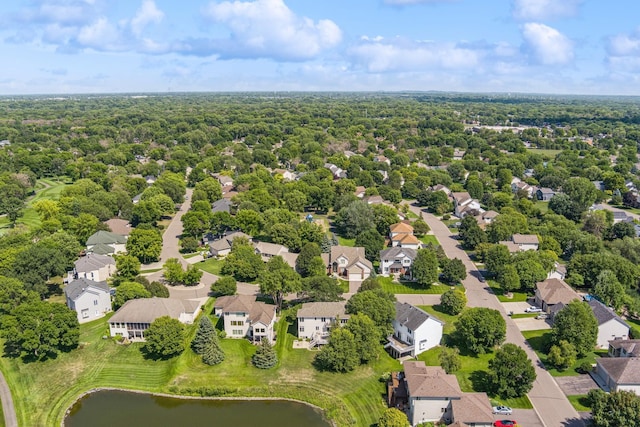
555, 375, 599, 395
494, 409, 543, 427
502, 301, 535, 314
513, 317, 551, 331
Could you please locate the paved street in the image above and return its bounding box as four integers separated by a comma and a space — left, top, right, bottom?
405, 203, 585, 427
0, 370, 17, 427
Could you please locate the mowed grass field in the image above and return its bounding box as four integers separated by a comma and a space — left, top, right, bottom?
0, 305, 401, 427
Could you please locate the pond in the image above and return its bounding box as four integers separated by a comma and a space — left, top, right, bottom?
65, 390, 332, 427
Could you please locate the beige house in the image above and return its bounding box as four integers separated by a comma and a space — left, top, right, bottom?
609, 339, 640, 358
108, 297, 203, 340
511, 233, 539, 251
214, 295, 276, 342
534, 278, 581, 318
86, 230, 127, 254
254, 241, 289, 261
104, 218, 132, 237
208, 231, 252, 257
68, 253, 116, 283
297, 301, 350, 346
323, 245, 373, 282
451, 192, 483, 218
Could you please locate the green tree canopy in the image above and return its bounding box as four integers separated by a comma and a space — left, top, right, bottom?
314, 328, 359, 373
377, 408, 410, 427
551, 300, 598, 357
142, 316, 185, 359
413, 247, 439, 288
454, 307, 506, 354
259, 255, 302, 312
440, 289, 467, 315
488, 343, 536, 398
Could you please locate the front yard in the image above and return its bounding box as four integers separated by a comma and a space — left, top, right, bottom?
195, 258, 225, 275
378, 276, 457, 295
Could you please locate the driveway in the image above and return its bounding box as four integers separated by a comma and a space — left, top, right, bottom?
555, 375, 599, 396
502, 301, 535, 314
496, 409, 543, 427
404, 202, 585, 427
513, 317, 551, 331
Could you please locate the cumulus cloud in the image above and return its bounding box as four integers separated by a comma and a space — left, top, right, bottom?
131, 0, 164, 36
512, 0, 583, 20
521, 23, 574, 65
605, 29, 640, 73
186, 0, 341, 61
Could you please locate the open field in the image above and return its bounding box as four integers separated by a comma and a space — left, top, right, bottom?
0, 306, 401, 427
526, 148, 563, 157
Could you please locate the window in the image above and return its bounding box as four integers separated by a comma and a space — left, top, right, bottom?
81, 309, 89, 318
94, 300, 98, 306
299, 318, 304, 322
419, 340, 427, 350
232, 329, 243, 335
299, 327, 304, 333
316, 326, 320, 330
321, 317, 326, 322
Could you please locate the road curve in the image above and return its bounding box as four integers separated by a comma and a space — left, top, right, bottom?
405, 203, 584, 427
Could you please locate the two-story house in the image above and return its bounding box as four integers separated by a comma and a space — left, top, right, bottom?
534, 278, 581, 318
213, 295, 276, 342
297, 301, 350, 347
385, 302, 443, 358
379, 247, 417, 278
451, 192, 484, 218
86, 230, 127, 255
588, 299, 631, 348
323, 245, 373, 282
64, 278, 112, 323
68, 253, 116, 283
389, 222, 421, 249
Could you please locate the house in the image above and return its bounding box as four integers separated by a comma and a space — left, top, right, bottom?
512, 181, 535, 198
593, 181, 606, 191
217, 175, 234, 187
479, 210, 499, 224
144, 175, 157, 185
385, 302, 443, 358
68, 253, 116, 283
379, 247, 417, 278
354, 186, 366, 198
64, 278, 112, 323
547, 262, 567, 280
297, 301, 350, 346
366, 195, 384, 205
451, 192, 483, 218
373, 155, 391, 165
108, 297, 203, 340
212, 198, 233, 213
86, 230, 127, 254
389, 223, 421, 249
431, 184, 451, 196
497, 240, 520, 254
511, 233, 539, 251
588, 299, 630, 348
536, 187, 556, 201
389, 222, 413, 240
208, 231, 252, 257
273, 169, 296, 182
213, 295, 276, 342
324, 163, 347, 179
452, 149, 466, 161
0, 140, 11, 148
594, 357, 640, 395
254, 241, 289, 261
534, 278, 581, 318
391, 361, 493, 426
132, 193, 143, 204
323, 245, 373, 282
609, 339, 640, 358
612, 211, 633, 224
104, 218, 132, 237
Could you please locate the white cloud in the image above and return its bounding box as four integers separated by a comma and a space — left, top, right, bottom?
512, 0, 583, 20
194, 0, 341, 60
521, 23, 574, 65
76, 17, 123, 50
384, 0, 456, 5
607, 31, 640, 57
131, 0, 164, 36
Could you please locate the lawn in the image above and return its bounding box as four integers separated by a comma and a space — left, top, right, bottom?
0, 308, 401, 427
510, 313, 538, 319
195, 258, 225, 276
337, 236, 356, 247
626, 317, 640, 339
419, 235, 439, 245
534, 201, 549, 213
488, 281, 529, 303
567, 394, 591, 412
526, 148, 562, 158
378, 276, 457, 295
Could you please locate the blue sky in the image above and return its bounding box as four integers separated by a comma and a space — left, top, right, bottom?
0, 0, 638, 95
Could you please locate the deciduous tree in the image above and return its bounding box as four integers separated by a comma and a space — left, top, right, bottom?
488, 343, 536, 398
314, 328, 359, 372
440, 289, 467, 315
142, 316, 185, 359
551, 300, 598, 357
413, 248, 439, 288
455, 307, 506, 354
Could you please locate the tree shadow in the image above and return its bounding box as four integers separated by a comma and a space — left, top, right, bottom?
469, 370, 491, 393
560, 417, 589, 427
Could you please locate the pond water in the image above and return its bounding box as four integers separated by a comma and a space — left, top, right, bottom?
65, 390, 331, 427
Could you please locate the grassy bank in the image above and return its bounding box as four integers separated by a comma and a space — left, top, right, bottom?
0, 308, 399, 427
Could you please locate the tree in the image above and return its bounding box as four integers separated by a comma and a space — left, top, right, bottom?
314, 328, 359, 372
610, 221, 636, 240
211, 276, 237, 296
488, 343, 536, 398
259, 256, 302, 312
455, 308, 506, 354
372, 204, 400, 236
346, 289, 396, 337
497, 264, 521, 293
142, 316, 185, 359
551, 300, 598, 357
127, 228, 162, 264
413, 248, 439, 288
115, 254, 141, 280
440, 289, 467, 315
296, 242, 322, 277
440, 258, 467, 284
252, 337, 278, 369
412, 218, 430, 236
484, 244, 511, 276
378, 408, 410, 427
513, 258, 546, 291
194, 177, 222, 203
143, 280, 169, 298
360, 276, 381, 291
191, 315, 216, 355
547, 340, 577, 370
163, 258, 185, 286
3, 197, 24, 225
183, 264, 203, 286
593, 270, 626, 310
335, 200, 374, 239
302, 276, 343, 302
589, 389, 640, 427
221, 241, 264, 282
417, 190, 452, 214
439, 347, 461, 373
1, 301, 79, 361
355, 228, 385, 262
458, 215, 487, 250
563, 177, 598, 214
581, 210, 610, 238
345, 313, 380, 363
181, 210, 211, 237
202, 334, 225, 366
113, 281, 151, 309
235, 209, 264, 235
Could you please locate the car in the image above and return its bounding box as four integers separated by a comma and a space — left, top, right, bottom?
536, 313, 548, 320
525, 306, 542, 313
493, 421, 517, 427
492, 406, 513, 415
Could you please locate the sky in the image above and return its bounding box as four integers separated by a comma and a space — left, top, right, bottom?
0, 0, 638, 95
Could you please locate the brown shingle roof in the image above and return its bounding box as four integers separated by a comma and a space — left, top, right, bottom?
452, 192, 472, 205
451, 393, 493, 425
390, 222, 414, 234
403, 361, 462, 398
396, 234, 420, 245
109, 298, 199, 324
536, 279, 580, 306
214, 294, 256, 313
330, 246, 373, 271
512, 233, 539, 245
597, 357, 640, 384
297, 301, 349, 319
104, 218, 131, 236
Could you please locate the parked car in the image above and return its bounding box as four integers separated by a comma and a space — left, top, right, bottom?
494, 421, 517, 427
492, 406, 513, 415
525, 306, 542, 313
536, 313, 548, 320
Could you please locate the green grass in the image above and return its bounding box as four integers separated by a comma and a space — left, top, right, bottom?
337, 279, 349, 294
534, 201, 549, 213
488, 281, 529, 302
182, 252, 202, 259
0, 307, 402, 427
378, 276, 456, 295
526, 148, 562, 157
510, 313, 538, 319
140, 268, 162, 274
337, 237, 356, 247
627, 317, 640, 339
195, 258, 225, 275
419, 235, 439, 245
567, 395, 591, 412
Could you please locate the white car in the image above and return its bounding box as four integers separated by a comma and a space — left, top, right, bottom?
492, 406, 513, 415
525, 306, 542, 313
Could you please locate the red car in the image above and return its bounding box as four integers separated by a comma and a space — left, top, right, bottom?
493, 421, 517, 427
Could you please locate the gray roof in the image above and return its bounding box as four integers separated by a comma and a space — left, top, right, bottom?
597, 357, 640, 384
297, 301, 349, 319
380, 247, 417, 261
395, 302, 442, 331
74, 253, 115, 272
588, 299, 630, 328
89, 243, 115, 255
609, 339, 640, 356
86, 230, 127, 246
109, 297, 200, 324
212, 198, 232, 213
64, 278, 110, 301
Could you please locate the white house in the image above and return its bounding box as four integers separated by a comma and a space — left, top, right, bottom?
108, 297, 203, 340
547, 262, 567, 280
511, 233, 539, 251
254, 241, 289, 261
609, 339, 640, 358
64, 278, 112, 323
68, 253, 116, 283
385, 302, 443, 358
588, 299, 631, 349
297, 301, 350, 346
208, 231, 252, 257
323, 246, 373, 282
86, 230, 127, 254
379, 247, 417, 278
389, 222, 421, 249
594, 357, 640, 395
451, 192, 483, 218
213, 295, 276, 342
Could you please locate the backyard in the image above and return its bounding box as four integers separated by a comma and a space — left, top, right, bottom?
378, 276, 458, 295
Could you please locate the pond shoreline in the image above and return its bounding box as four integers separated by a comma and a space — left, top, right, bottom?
62, 387, 335, 427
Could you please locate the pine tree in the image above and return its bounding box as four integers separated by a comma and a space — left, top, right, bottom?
252, 338, 278, 369
191, 316, 215, 355
331, 232, 339, 246
321, 234, 332, 253
202, 334, 225, 366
